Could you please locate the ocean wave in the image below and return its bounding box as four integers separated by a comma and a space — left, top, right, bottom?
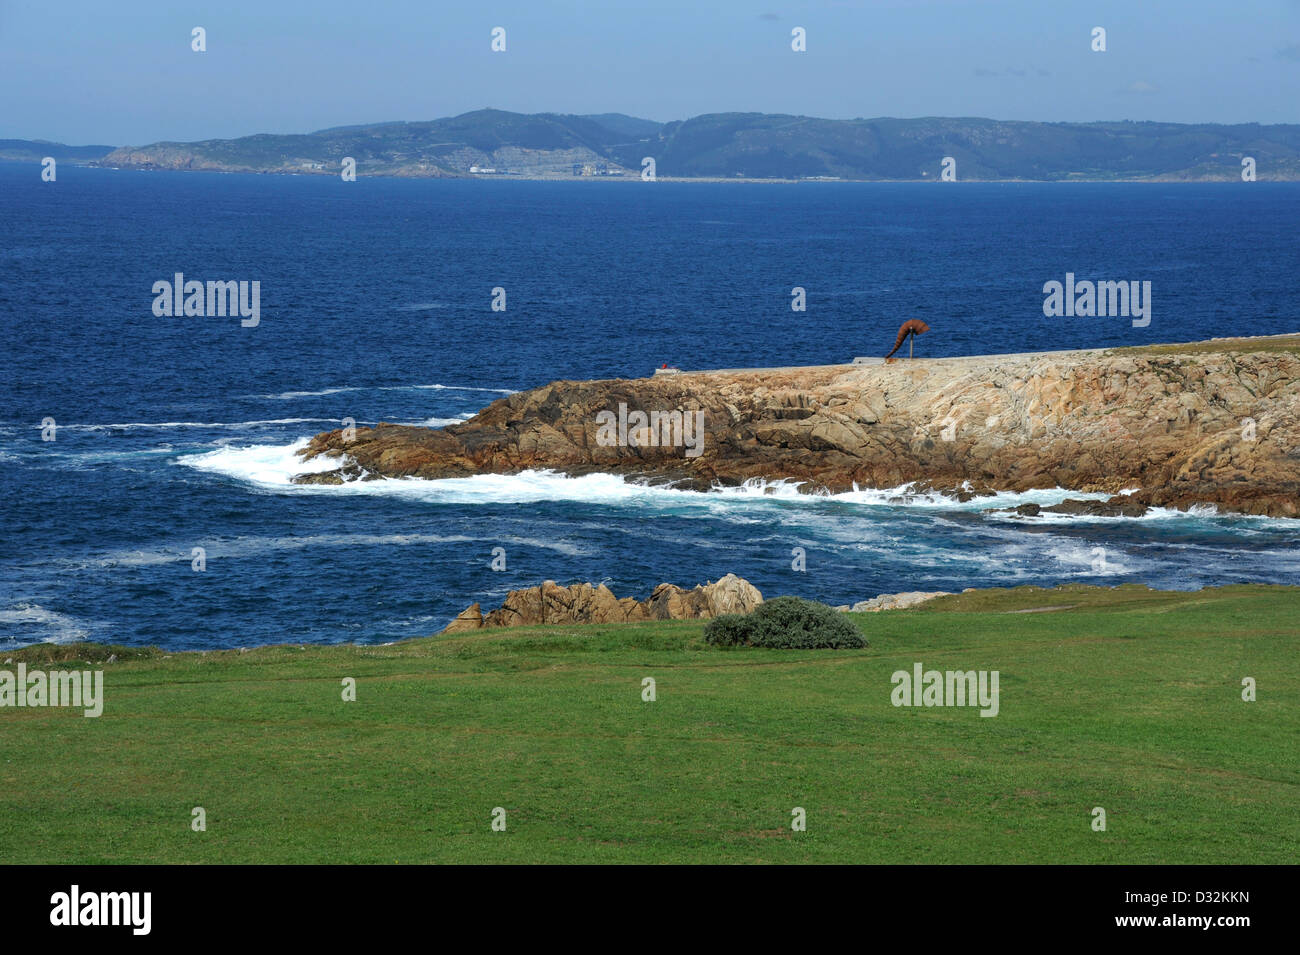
248, 388, 355, 399
250, 383, 517, 400
1040, 541, 1136, 576
53, 418, 343, 432
9, 441, 258, 467
49, 531, 587, 569
390, 413, 475, 428
174, 441, 1300, 531
987, 501, 1300, 527
176, 441, 1280, 526
0, 603, 92, 645
180, 438, 341, 485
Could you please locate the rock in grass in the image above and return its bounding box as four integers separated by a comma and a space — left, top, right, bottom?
850, 591, 953, 613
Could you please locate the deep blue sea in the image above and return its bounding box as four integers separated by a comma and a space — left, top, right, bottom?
2, 162, 1298, 649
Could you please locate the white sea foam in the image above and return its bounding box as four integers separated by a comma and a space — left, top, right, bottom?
0, 603, 92, 644
178, 441, 1213, 523
186, 446, 702, 503
58, 531, 586, 569
253, 388, 355, 398
1044, 541, 1135, 576
408, 384, 515, 393
826, 483, 1113, 511
390, 414, 475, 428
173, 440, 1300, 535
181, 438, 342, 486
250, 383, 516, 399
984, 500, 1279, 525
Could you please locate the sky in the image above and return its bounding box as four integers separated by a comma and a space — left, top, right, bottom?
1, 0, 1298, 145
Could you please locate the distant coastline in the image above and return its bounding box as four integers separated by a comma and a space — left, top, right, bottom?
8, 158, 1298, 186
8, 108, 1300, 181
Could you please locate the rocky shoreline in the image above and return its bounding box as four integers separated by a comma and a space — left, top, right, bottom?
294, 336, 1300, 517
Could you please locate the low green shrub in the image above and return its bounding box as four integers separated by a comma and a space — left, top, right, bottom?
704, 596, 868, 649
702, 613, 753, 647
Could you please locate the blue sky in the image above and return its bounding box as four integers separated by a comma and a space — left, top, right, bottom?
2, 0, 1298, 144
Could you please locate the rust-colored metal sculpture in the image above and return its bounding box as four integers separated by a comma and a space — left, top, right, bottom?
885, 319, 930, 361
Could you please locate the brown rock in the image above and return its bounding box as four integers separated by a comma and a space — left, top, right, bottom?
1042, 496, 1149, 518
701, 573, 764, 615
442, 575, 764, 633
443, 603, 484, 633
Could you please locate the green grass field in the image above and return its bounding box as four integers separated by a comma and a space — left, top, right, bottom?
2, 583, 1296, 864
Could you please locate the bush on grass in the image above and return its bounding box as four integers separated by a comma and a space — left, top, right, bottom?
704, 596, 868, 649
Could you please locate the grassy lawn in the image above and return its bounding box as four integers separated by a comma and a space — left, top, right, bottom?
1, 583, 1296, 864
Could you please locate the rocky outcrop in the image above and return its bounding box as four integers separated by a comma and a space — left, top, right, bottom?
295, 336, 1300, 517
443, 574, 762, 633
1010, 496, 1149, 518
850, 591, 954, 612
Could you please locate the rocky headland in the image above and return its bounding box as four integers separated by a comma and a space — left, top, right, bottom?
294, 336, 1300, 517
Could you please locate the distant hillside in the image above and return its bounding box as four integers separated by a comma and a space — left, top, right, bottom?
578, 113, 664, 140
0, 140, 115, 162
628, 114, 1300, 181
100, 110, 657, 178
96, 111, 1300, 180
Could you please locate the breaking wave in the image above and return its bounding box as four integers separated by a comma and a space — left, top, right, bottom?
44, 532, 587, 569
52, 418, 342, 431
0, 603, 94, 645
249, 383, 517, 400
176, 440, 1300, 527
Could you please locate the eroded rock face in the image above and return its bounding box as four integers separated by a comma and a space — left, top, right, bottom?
295, 338, 1300, 517
442, 574, 763, 633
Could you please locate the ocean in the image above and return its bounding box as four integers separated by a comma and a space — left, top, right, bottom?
2, 162, 1297, 650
